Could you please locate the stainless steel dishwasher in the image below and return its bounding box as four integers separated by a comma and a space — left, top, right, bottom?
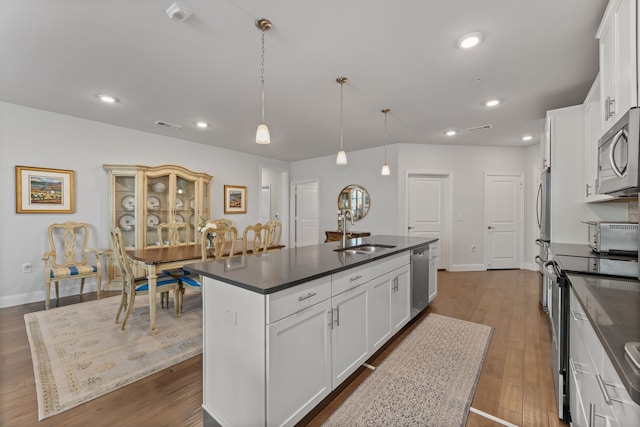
410, 244, 430, 318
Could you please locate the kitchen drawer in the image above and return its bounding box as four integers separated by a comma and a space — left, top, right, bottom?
369, 252, 410, 280
332, 265, 371, 296
266, 277, 331, 324
570, 288, 602, 369
601, 347, 640, 426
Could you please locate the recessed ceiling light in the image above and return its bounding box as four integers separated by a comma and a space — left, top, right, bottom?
196, 121, 209, 129
96, 94, 119, 104
445, 130, 457, 137
522, 135, 533, 141
485, 99, 500, 107
458, 32, 483, 49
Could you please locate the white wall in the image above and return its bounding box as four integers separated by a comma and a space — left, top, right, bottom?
290, 145, 399, 243
290, 142, 535, 271
0, 102, 288, 307
396, 143, 529, 271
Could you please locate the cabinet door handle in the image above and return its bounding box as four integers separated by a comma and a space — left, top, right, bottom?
335, 306, 340, 327
298, 292, 317, 301
328, 309, 334, 330
596, 374, 612, 405
586, 183, 591, 197
350, 275, 363, 282
608, 97, 615, 118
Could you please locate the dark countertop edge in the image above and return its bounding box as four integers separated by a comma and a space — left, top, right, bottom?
186, 237, 436, 295
567, 274, 640, 405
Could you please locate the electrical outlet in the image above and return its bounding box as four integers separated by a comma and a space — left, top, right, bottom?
471, 245, 476, 252
22, 262, 33, 273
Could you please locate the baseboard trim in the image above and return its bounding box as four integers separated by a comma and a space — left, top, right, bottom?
522, 261, 538, 271
0, 283, 100, 309
448, 264, 487, 272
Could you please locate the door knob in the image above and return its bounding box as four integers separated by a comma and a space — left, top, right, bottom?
487, 226, 495, 230
408, 226, 415, 230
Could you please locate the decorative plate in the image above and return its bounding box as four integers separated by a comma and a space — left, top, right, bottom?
147, 196, 160, 210
151, 182, 166, 193
147, 214, 160, 229
119, 214, 135, 231
189, 198, 196, 210
176, 214, 184, 223
176, 197, 184, 210
121, 195, 135, 211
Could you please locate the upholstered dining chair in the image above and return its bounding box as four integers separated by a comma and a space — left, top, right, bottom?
42, 221, 103, 309
242, 223, 271, 255
109, 227, 180, 330
264, 220, 283, 247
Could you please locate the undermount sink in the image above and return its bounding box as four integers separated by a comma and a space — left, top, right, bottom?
334, 243, 396, 255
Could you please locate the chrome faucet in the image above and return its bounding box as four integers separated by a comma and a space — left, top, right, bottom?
341, 209, 354, 246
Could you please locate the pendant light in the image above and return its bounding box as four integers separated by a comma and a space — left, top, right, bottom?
255, 18, 272, 144
336, 77, 348, 165
381, 108, 391, 175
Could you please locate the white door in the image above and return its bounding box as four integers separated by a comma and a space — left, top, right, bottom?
484, 173, 523, 269
407, 174, 450, 269
293, 181, 319, 247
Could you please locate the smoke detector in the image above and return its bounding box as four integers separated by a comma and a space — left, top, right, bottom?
166, 3, 192, 22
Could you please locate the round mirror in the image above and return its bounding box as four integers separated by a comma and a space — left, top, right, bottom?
337, 184, 370, 221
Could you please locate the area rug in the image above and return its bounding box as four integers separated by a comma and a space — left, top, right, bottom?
24, 292, 202, 420
323, 314, 493, 427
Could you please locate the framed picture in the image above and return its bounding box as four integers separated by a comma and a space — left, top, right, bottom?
15, 166, 75, 213
224, 185, 246, 214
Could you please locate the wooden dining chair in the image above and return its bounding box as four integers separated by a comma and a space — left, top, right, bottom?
42, 221, 103, 309
156, 221, 192, 310
109, 227, 180, 330
242, 223, 271, 255
201, 224, 239, 261
264, 220, 283, 248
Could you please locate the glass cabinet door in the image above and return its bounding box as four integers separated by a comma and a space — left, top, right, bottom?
145, 173, 171, 247
176, 174, 196, 243
114, 175, 137, 248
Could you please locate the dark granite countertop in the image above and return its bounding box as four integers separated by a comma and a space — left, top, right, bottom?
185, 235, 436, 294
566, 274, 640, 405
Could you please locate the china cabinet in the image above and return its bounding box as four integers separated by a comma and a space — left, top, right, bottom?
103, 164, 212, 286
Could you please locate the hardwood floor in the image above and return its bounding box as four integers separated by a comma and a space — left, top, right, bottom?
0, 270, 567, 427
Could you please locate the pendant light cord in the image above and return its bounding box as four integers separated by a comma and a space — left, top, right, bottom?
339, 80, 344, 151
260, 29, 266, 123
384, 110, 388, 162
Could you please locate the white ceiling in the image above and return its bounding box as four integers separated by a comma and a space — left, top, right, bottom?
0, 0, 608, 162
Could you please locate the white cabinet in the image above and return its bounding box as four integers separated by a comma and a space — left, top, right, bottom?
569, 286, 640, 426
202, 250, 414, 427
368, 265, 411, 354
584, 76, 614, 202
428, 242, 438, 302
597, 0, 638, 132
331, 283, 370, 386
267, 298, 332, 426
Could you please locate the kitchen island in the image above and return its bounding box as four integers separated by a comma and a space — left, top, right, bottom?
187, 235, 437, 427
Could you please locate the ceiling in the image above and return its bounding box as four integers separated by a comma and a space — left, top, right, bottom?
0, 0, 608, 162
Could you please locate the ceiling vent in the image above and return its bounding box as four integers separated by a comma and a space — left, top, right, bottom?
467, 124, 493, 132
155, 120, 183, 130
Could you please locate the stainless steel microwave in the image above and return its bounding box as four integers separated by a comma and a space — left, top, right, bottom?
596, 107, 640, 196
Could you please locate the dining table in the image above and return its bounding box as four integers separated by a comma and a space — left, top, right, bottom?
125, 242, 284, 334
